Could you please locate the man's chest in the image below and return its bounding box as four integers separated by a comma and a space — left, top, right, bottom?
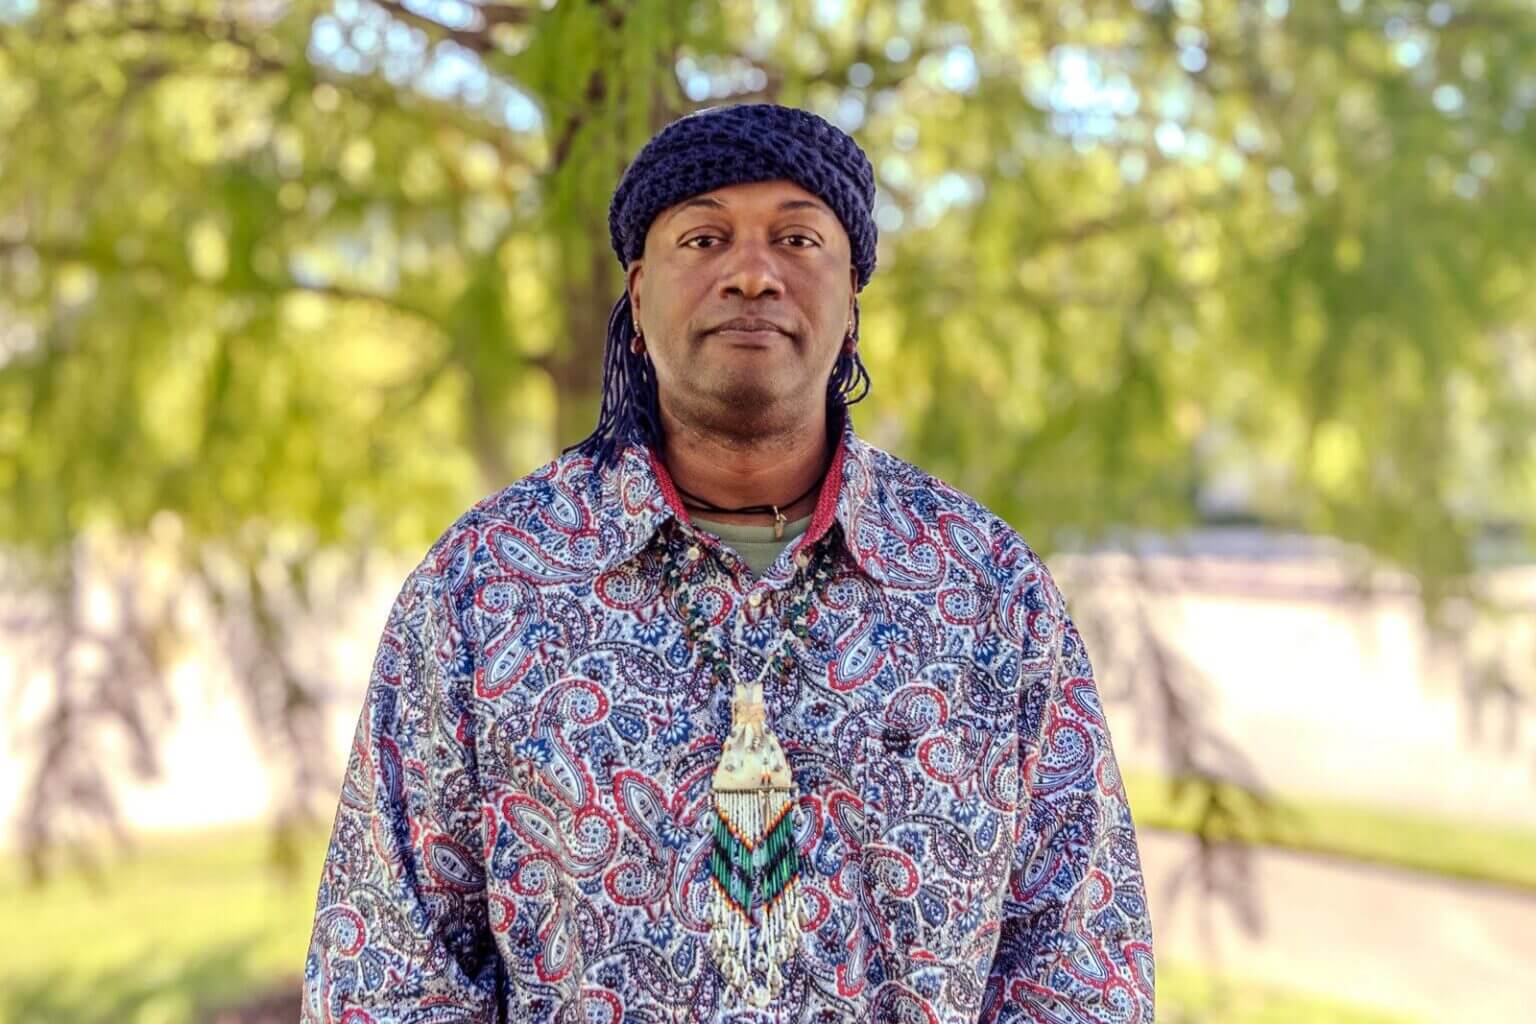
461, 559, 1029, 1022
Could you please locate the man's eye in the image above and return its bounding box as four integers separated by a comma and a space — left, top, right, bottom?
684, 236, 721, 248
782, 235, 818, 247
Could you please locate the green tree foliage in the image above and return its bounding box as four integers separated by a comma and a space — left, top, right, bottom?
2, 0, 1533, 873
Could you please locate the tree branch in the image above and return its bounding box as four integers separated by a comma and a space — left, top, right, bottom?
369, 0, 533, 56
0, 239, 448, 337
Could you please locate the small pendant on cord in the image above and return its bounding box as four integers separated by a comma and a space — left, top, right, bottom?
772, 506, 785, 540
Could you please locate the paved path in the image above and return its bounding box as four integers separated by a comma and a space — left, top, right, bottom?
1139, 828, 1536, 1022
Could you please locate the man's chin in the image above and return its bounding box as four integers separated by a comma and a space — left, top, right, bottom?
691, 365, 784, 404
676, 377, 808, 435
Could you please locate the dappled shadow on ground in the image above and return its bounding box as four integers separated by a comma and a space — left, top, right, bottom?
203, 981, 300, 1023
0, 932, 298, 1024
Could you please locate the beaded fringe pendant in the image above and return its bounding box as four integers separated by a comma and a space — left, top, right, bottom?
706, 679, 805, 1008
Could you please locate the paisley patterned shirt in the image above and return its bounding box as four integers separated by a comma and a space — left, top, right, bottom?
302, 415, 1155, 1023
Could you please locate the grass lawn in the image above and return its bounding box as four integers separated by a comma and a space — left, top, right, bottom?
1156, 962, 1421, 1024
0, 820, 1429, 1024
1123, 769, 1536, 893
0, 823, 330, 1024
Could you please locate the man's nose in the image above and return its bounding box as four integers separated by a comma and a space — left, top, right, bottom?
719, 238, 784, 299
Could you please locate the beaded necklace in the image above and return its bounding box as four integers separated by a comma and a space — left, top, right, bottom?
659, 529, 833, 1009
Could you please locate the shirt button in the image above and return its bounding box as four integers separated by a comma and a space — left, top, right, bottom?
687, 545, 701, 561
748, 592, 763, 608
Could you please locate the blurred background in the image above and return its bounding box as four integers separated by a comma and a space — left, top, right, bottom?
2, 0, 1534, 1021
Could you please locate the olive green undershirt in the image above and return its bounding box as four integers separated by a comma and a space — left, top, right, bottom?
691, 513, 814, 578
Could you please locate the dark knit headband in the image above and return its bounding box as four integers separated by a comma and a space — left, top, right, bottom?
608, 102, 878, 289
573, 103, 877, 469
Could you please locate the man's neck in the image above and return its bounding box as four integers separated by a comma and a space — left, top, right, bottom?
659, 407, 833, 527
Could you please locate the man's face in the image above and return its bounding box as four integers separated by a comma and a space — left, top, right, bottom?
627, 179, 858, 433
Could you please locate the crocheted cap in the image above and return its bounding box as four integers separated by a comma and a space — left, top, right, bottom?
608, 102, 878, 291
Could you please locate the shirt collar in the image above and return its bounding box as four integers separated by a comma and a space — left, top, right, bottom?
590, 412, 889, 583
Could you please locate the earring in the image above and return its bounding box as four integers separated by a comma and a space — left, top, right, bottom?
630, 321, 645, 355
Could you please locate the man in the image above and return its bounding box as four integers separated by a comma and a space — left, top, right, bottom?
303, 102, 1154, 1023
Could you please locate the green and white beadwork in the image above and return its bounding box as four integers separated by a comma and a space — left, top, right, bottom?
705, 680, 805, 1008
663, 532, 831, 1009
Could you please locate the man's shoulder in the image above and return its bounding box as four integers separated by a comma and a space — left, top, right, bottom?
858, 439, 1053, 580
475, 444, 607, 516
854, 436, 1069, 620
407, 447, 606, 591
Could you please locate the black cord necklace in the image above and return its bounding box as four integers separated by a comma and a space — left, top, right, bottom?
673, 476, 822, 539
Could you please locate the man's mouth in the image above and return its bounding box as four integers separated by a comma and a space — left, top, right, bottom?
710, 317, 790, 337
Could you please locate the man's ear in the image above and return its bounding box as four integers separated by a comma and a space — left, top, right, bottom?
627, 260, 644, 319
845, 282, 859, 353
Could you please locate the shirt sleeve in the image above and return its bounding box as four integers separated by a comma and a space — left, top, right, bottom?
981, 574, 1156, 1023
302, 542, 503, 1023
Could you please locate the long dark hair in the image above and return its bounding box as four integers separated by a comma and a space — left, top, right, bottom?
568, 290, 870, 468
